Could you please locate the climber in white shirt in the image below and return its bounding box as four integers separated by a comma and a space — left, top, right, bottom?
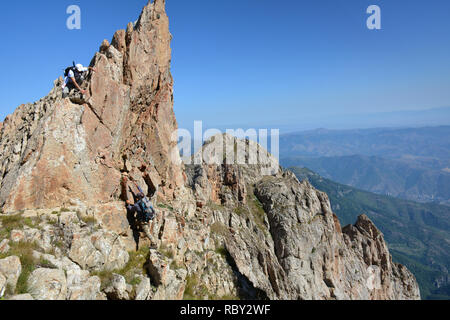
62, 63, 96, 98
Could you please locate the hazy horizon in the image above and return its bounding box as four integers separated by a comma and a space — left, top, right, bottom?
182, 106, 450, 136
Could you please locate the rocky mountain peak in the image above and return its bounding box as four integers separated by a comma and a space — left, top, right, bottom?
0, 0, 184, 213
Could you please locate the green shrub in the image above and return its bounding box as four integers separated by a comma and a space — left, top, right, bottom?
215, 246, 228, 257
183, 273, 236, 300
93, 247, 149, 289
0, 214, 23, 238
129, 277, 142, 286
38, 257, 57, 269
91, 270, 115, 290
248, 194, 268, 233
7, 241, 40, 295
159, 243, 174, 259
183, 274, 200, 300
215, 294, 240, 301
23, 218, 34, 228
158, 204, 174, 211
233, 206, 247, 216
210, 222, 229, 236
81, 216, 97, 226
170, 260, 184, 270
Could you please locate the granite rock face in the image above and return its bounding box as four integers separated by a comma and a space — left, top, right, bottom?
0, 0, 185, 213
184, 134, 420, 300
252, 174, 420, 299
0, 0, 420, 300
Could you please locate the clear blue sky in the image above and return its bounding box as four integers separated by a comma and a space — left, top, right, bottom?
1, 0, 450, 132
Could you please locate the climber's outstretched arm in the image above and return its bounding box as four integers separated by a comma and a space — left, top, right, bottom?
70, 77, 86, 95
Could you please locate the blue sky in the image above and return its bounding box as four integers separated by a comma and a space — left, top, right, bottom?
1, 0, 450, 132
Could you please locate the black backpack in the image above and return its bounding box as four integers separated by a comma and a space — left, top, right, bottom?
64, 62, 82, 83
137, 197, 156, 222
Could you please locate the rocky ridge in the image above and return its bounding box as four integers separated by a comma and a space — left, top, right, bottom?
0, 0, 420, 300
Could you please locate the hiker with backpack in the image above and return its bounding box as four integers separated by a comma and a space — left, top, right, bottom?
62, 62, 96, 98
122, 176, 158, 249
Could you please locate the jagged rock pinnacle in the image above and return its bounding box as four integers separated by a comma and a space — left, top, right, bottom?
0, 0, 184, 213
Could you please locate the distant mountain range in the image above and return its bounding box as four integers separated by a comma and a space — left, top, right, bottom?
185, 106, 450, 135
280, 126, 450, 205
290, 167, 450, 300
280, 126, 450, 159
282, 155, 450, 205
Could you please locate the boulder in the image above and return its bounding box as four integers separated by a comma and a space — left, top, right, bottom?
68, 229, 129, 271
104, 274, 129, 300
66, 269, 102, 300
67, 276, 102, 300
91, 231, 130, 271
134, 275, 152, 300
27, 268, 67, 300
0, 256, 22, 292
147, 250, 171, 286
69, 235, 104, 270
66, 269, 90, 287
58, 211, 80, 226
92, 202, 130, 236
33, 251, 80, 272
152, 268, 187, 300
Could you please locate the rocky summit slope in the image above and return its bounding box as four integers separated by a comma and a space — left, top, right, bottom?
0, 0, 420, 300
0, 0, 185, 213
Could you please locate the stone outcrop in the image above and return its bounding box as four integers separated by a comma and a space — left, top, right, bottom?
68, 229, 129, 272
342, 215, 421, 300
252, 174, 420, 299
27, 268, 67, 300
0, 0, 185, 214
0, 256, 21, 293
104, 274, 130, 300
184, 134, 420, 300
66, 269, 103, 300
0, 0, 420, 301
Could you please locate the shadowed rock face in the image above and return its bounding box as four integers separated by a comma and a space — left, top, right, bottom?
0, 1, 420, 301
0, 0, 185, 213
